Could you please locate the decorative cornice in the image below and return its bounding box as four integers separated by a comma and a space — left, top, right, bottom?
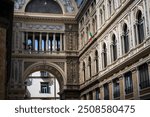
14, 13, 77, 23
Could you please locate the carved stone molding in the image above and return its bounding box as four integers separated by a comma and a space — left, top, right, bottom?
53, 62, 65, 71
14, 22, 65, 31
24, 62, 36, 71
65, 32, 78, 50
66, 58, 79, 84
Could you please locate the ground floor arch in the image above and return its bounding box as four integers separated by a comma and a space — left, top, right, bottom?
22, 62, 65, 100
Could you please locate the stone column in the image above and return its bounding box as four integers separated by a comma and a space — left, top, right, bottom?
119, 75, 125, 100
86, 93, 90, 100
147, 60, 150, 79
108, 81, 113, 100
53, 33, 56, 51
46, 33, 49, 51
100, 86, 104, 100
25, 32, 28, 50
39, 33, 42, 51
93, 90, 96, 100
60, 34, 63, 51
21, 32, 25, 50
131, 68, 139, 99
64, 34, 66, 51
32, 32, 35, 50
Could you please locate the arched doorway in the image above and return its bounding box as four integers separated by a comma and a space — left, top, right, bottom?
23, 62, 65, 100
25, 71, 60, 100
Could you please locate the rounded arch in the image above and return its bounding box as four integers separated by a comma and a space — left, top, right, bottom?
23, 62, 65, 89
135, 6, 144, 19
25, 0, 63, 14
102, 42, 107, 50
123, 23, 128, 33
136, 10, 143, 20
111, 33, 117, 42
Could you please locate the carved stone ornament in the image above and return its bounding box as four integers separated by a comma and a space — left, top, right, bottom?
22, 23, 65, 31
14, 0, 26, 10
60, 0, 75, 13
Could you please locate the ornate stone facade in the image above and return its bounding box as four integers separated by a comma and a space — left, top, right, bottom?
7, 0, 150, 100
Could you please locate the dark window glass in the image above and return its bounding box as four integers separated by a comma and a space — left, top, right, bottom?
113, 79, 120, 98
139, 63, 150, 89
88, 57, 92, 77
137, 11, 144, 44
104, 83, 109, 100
123, 24, 129, 53
95, 51, 99, 73
96, 88, 100, 100
40, 82, 50, 93
124, 71, 133, 94
112, 35, 117, 61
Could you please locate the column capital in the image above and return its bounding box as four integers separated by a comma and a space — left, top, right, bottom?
108, 80, 112, 84
131, 67, 137, 73
146, 59, 150, 65
118, 74, 123, 79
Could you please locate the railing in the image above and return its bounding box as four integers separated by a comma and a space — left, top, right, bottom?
20, 49, 63, 54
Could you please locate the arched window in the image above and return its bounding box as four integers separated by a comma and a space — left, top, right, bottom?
103, 5, 105, 21
95, 50, 99, 74
111, 34, 117, 62
100, 9, 103, 25
102, 43, 107, 68
137, 10, 144, 44
88, 57, 92, 78
83, 62, 86, 82
25, 0, 63, 14
122, 23, 129, 54
108, 0, 112, 16
92, 18, 96, 34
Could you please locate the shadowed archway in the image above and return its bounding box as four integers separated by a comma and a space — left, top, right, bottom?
23, 62, 65, 90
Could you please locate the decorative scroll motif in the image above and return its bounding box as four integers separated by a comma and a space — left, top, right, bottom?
14, 0, 26, 10
67, 59, 79, 84
14, 22, 65, 31
66, 32, 78, 50
60, 0, 75, 13
53, 62, 65, 71
24, 62, 36, 71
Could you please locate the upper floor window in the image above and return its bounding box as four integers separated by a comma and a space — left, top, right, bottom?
139, 63, 150, 89
92, 18, 96, 34
111, 34, 117, 62
41, 71, 49, 77
102, 43, 107, 68
108, 0, 112, 16
137, 10, 144, 44
40, 82, 50, 94
103, 5, 105, 21
83, 62, 86, 82
100, 9, 103, 25
88, 57, 92, 78
95, 50, 99, 74
122, 23, 129, 54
